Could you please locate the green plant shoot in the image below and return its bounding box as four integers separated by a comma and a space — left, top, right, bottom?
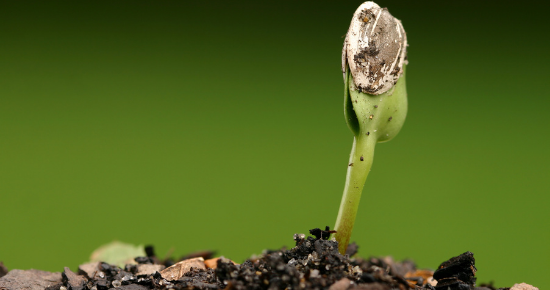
334, 1, 408, 255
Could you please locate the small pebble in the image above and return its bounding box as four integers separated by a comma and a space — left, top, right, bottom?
310, 269, 320, 278
112, 280, 121, 287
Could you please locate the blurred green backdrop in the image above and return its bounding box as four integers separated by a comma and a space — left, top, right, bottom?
1, 1, 548, 289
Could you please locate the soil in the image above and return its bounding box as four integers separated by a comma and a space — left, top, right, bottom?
0, 228, 524, 290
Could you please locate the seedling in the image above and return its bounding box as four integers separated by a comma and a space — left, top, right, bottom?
333, 1, 408, 255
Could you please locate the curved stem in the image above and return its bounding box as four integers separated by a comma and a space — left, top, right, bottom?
334, 133, 376, 254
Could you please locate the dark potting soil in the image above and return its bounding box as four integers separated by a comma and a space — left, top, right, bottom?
0, 228, 511, 290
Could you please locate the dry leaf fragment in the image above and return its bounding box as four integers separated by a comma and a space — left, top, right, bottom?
159, 257, 206, 281
89, 241, 146, 267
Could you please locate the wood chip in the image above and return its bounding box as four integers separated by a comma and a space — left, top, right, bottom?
77, 262, 100, 278
204, 257, 238, 269
204, 258, 220, 269
62, 267, 87, 290
0, 269, 62, 290
159, 258, 206, 281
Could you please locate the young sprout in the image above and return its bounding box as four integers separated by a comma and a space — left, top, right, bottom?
334, 1, 408, 255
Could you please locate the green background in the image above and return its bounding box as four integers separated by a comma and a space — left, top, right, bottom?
1, 1, 548, 288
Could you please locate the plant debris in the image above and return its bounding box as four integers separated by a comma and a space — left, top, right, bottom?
309, 226, 337, 240
160, 258, 206, 281
432, 251, 477, 290
0, 229, 534, 290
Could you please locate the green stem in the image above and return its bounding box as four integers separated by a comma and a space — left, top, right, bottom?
333, 65, 406, 255
334, 133, 376, 255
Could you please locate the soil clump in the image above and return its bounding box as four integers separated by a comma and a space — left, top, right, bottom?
0, 228, 531, 290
